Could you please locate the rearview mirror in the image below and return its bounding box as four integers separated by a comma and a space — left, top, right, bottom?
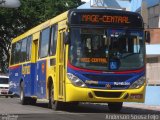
145, 31, 150, 43
64, 32, 70, 44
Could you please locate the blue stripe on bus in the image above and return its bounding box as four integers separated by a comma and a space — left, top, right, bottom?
67, 67, 145, 89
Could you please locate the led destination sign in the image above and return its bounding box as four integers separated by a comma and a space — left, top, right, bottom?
82, 15, 130, 24
69, 10, 143, 28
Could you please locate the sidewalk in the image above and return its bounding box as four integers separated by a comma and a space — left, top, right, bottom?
123, 103, 160, 112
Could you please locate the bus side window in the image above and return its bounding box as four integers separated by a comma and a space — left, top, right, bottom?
10, 43, 16, 65
15, 41, 22, 64
21, 38, 27, 62
26, 36, 32, 61
49, 25, 58, 56
39, 27, 50, 58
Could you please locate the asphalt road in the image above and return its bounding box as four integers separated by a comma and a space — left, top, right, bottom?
0, 97, 160, 120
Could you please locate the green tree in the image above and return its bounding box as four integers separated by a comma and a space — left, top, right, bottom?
0, 0, 83, 73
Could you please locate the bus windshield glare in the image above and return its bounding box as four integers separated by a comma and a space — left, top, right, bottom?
69, 28, 145, 71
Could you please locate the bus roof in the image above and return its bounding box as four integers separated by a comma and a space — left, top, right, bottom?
12, 9, 144, 43
12, 11, 68, 43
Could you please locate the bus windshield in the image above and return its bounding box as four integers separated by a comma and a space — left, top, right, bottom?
69, 28, 145, 71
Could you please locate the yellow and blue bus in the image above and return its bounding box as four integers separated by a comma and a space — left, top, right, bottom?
9, 9, 146, 112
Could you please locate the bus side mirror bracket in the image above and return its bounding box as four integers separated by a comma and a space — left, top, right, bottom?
64, 32, 70, 44
145, 31, 150, 43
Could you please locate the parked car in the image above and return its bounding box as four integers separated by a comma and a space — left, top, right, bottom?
0, 75, 14, 98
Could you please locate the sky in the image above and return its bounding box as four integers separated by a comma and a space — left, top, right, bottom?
81, 0, 90, 2
0, 0, 21, 8
80, 0, 131, 11
80, 0, 141, 11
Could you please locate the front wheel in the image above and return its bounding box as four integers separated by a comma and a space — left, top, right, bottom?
29, 98, 37, 105
108, 102, 123, 113
48, 83, 63, 110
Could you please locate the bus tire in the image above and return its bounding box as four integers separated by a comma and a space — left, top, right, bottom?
30, 98, 37, 105
108, 102, 123, 113
67, 102, 79, 107
20, 81, 28, 105
48, 83, 62, 110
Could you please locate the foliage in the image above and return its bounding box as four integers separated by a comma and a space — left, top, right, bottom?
0, 0, 83, 73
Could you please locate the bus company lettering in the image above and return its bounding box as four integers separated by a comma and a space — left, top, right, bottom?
80, 58, 107, 63
114, 82, 130, 86
22, 65, 30, 75
82, 15, 130, 24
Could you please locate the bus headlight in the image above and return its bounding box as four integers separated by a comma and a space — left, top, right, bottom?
67, 73, 87, 88
129, 76, 145, 89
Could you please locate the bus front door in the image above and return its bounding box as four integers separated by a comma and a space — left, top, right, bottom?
58, 30, 66, 100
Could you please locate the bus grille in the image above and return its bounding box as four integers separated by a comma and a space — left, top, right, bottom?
84, 74, 131, 89
87, 84, 128, 89
0, 87, 8, 89
84, 74, 131, 82
94, 91, 122, 98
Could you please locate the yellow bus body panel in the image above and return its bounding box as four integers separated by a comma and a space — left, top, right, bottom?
65, 79, 146, 103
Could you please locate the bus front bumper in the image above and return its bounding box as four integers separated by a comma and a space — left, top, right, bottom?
66, 84, 146, 103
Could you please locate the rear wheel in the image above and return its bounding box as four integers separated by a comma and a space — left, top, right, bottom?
108, 102, 123, 113
29, 98, 37, 105
20, 81, 28, 105
48, 83, 63, 110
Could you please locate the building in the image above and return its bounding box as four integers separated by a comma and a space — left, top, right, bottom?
130, 0, 160, 105
146, 43, 160, 85
135, 0, 160, 28
129, 0, 160, 85
134, 0, 160, 85
147, 0, 160, 28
